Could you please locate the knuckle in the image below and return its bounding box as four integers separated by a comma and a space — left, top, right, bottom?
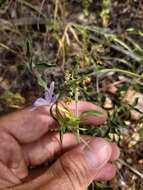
58, 153, 89, 190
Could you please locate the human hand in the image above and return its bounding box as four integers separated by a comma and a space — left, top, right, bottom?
0, 101, 120, 189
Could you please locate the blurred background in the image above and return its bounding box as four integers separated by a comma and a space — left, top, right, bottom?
0, 1, 143, 189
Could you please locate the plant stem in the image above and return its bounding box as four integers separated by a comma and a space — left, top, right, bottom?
118, 159, 143, 179
75, 85, 80, 142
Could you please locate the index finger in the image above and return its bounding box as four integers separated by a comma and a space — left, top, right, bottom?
0, 101, 106, 144
58, 101, 107, 125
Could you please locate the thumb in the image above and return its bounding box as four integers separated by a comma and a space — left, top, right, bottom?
38, 138, 112, 190
11, 139, 114, 190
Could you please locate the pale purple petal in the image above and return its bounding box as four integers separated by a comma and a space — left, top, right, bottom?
31, 82, 56, 111
45, 91, 50, 101
45, 81, 55, 101
49, 81, 55, 96
50, 95, 57, 104
33, 98, 48, 107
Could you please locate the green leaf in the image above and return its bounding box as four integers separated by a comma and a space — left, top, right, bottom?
37, 75, 47, 90
26, 40, 33, 72
0, 91, 25, 108
59, 128, 64, 143
127, 37, 143, 52
113, 38, 132, 52
94, 182, 113, 190
54, 104, 68, 143
80, 109, 103, 118
36, 63, 56, 72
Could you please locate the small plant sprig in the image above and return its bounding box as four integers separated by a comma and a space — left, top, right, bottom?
32, 81, 103, 143
50, 101, 103, 143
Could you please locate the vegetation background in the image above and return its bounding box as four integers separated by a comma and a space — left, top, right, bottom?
0, 0, 143, 189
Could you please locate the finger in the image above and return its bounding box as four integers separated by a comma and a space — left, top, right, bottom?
23, 143, 118, 183
10, 159, 28, 180
60, 101, 107, 125
37, 100, 107, 127
0, 132, 28, 180
0, 179, 14, 190
94, 163, 117, 181
23, 133, 78, 166
1, 101, 106, 144
0, 161, 21, 188
80, 135, 120, 161
110, 143, 120, 161
23, 133, 120, 167
0, 108, 55, 144
12, 139, 116, 190
35, 138, 112, 190
8, 140, 28, 180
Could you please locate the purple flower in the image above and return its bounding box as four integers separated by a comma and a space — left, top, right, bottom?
33, 82, 57, 108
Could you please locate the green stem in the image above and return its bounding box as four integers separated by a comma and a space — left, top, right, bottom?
64, 68, 143, 90
75, 86, 80, 142
81, 68, 143, 81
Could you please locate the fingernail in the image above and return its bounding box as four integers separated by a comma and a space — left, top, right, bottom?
83, 139, 112, 171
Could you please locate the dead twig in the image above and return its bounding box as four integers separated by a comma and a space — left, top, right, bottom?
118, 159, 143, 179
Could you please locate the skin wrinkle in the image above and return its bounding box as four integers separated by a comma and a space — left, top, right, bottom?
59, 157, 78, 190
23, 133, 63, 166
1, 109, 53, 144
57, 149, 95, 190
4, 170, 52, 190
35, 165, 61, 190
21, 152, 88, 190
38, 135, 57, 164
20, 114, 46, 143
23, 133, 78, 168
1, 132, 28, 179
0, 132, 19, 167
0, 111, 29, 143
0, 162, 20, 188
21, 164, 58, 190
62, 154, 91, 190
44, 134, 62, 160
45, 161, 70, 190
